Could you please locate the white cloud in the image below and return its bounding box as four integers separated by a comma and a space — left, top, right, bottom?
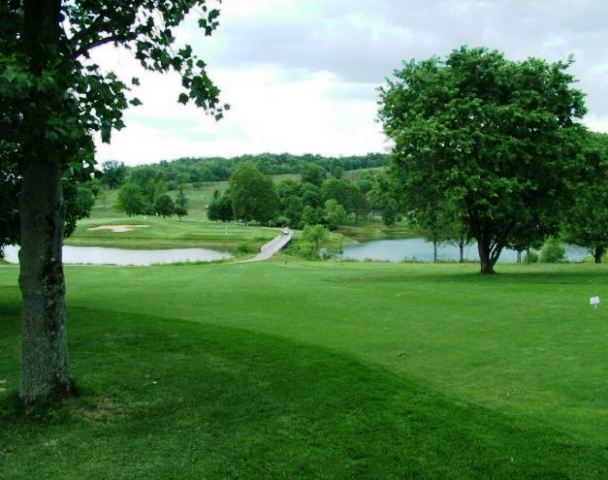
93, 0, 608, 165
94, 58, 386, 163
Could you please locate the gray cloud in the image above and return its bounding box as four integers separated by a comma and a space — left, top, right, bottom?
199, 0, 607, 117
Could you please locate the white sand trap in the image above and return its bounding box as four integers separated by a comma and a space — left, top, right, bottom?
87, 224, 149, 233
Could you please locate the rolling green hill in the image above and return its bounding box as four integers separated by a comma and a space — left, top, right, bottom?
1, 260, 607, 478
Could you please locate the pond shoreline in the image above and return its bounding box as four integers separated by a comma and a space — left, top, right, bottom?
341, 238, 590, 264
2, 245, 233, 267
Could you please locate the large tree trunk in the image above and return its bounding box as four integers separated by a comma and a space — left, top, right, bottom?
477, 238, 495, 274
593, 246, 604, 264
433, 239, 438, 263
19, 158, 73, 403
19, 0, 74, 404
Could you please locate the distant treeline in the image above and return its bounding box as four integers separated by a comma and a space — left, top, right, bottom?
101, 153, 387, 190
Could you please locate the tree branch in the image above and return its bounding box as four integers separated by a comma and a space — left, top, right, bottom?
73, 32, 136, 58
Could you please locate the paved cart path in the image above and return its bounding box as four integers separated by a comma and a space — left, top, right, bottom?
241, 229, 293, 263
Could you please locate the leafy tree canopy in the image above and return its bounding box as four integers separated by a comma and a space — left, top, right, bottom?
1, 0, 227, 175
301, 163, 326, 187
207, 190, 233, 222
563, 132, 608, 263
379, 46, 587, 273
111, 153, 387, 188
154, 193, 175, 218
118, 182, 147, 216
101, 160, 128, 189
229, 162, 278, 225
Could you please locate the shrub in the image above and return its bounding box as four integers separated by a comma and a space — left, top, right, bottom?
302, 225, 329, 258
273, 216, 290, 228
237, 242, 257, 254
524, 250, 539, 264
540, 237, 566, 263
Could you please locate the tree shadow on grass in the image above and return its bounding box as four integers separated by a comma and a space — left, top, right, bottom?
1, 307, 606, 479
0, 289, 21, 338
428, 269, 608, 287
335, 266, 608, 288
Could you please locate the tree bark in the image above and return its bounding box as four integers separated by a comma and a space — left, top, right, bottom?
19, 0, 74, 404
477, 238, 495, 274
433, 239, 438, 263
19, 158, 73, 403
593, 246, 604, 264
458, 238, 464, 263
516, 250, 522, 264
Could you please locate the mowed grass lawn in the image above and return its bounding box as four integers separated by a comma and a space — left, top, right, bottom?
68, 215, 280, 252
1, 261, 608, 478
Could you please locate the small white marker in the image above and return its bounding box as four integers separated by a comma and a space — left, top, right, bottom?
590, 296, 600, 309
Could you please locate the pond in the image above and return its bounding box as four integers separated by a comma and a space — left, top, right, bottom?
2, 245, 232, 266
341, 238, 590, 263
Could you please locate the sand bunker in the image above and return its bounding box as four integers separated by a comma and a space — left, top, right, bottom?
87, 225, 149, 233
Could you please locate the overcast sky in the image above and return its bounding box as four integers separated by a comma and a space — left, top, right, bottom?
93, 0, 608, 165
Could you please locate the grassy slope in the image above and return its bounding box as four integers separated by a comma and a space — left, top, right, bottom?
66, 183, 279, 251
67, 171, 407, 250
1, 261, 607, 478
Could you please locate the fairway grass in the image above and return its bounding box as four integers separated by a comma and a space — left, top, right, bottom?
1, 261, 607, 478
67, 215, 280, 251
66, 182, 279, 251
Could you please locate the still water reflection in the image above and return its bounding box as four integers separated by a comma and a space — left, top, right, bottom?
341, 238, 589, 263
3, 245, 232, 266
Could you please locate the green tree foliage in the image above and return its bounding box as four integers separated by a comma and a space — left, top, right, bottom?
301, 163, 326, 187
321, 178, 366, 216
272, 174, 371, 230
174, 185, 188, 219
88, 178, 103, 197
302, 205, 324, 226
284, 197, 305, 228
0, 0, 226, 403
0, 143, 95, 250
563, 132, 608, 263
276, 180, 305, 228
115, 166, 173, 215
63, 181, 96, 236
379, 47, 586, 273
323, 200, 348, 230
101, 160, 127, 189
302, 224, 330, 258
229, 162, 278, 225
176, 185, 188, 210
332, 166, 345, 179
0, 176, 95, 250
0, 152, 21, 251
140, 153, 387, 183
154, 194, 175, 218
118, 183, 147, 216
367, 173, 400, 226
207, 191, 234, 222
98, 153, 386, 189
175, 206, 188, 220
301, 183, 323, 208
129, 166, 167, 203
356, 171, 375, 195
540, 237, 566, 263
524, 250, 540, 264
